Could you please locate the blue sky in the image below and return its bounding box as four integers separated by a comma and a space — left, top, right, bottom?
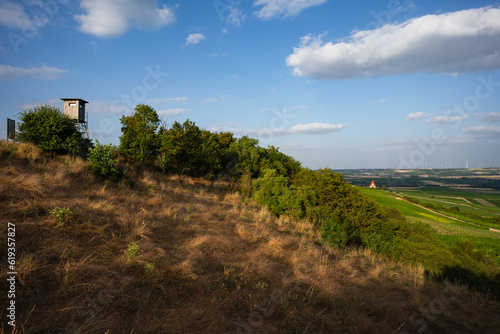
1, 0, 500, 169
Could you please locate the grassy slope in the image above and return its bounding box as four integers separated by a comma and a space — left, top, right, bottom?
398, 188, 500, 215
394, 188, 500, 230
360, 187, 500, 268
1, 142, 500, 333
359, 188, 457, 223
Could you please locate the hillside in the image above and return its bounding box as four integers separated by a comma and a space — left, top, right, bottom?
1, 142, 500, 333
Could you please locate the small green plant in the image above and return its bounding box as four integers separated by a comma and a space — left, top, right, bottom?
50, 207, 78, 226
127, 241, 141, 259
255, 281, 268, 291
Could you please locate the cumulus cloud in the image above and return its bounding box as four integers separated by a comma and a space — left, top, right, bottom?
481, 112, 500, 123
406, 112, 426, 121
462, 125, 500, 137
76, 0, 175, 38
186, 33, 205, 45
0, 65, 68, 81
286, 6, 500, 80
426, 114, 468, 125
0, 1, 31, 29
254, 0, 327, 20
157, 108, 190, 116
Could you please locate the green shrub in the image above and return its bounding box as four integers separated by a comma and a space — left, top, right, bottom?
321, 215, 362, 247
252, 169, 289, 215
127, 241, 141, 259
16, 105, 91, 155
50, 207, 78, 226
87, 141, 123, 180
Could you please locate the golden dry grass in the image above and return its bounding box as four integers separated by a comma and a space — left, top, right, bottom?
0, 140, 499, 333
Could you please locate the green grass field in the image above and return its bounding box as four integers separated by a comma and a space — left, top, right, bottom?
359, 188, 457, 223
359, 186, 500, 266
393, 187, 500, 229
359, 187, 500, 236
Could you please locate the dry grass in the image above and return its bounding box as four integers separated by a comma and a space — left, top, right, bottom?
0, 140, 499, 333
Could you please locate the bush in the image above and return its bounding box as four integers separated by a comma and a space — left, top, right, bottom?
157, 120, 235, 177
16, 105, 90, 155
87, 141, 123, 180
321, 215, 362, 248
252, 169, 289, 216
50, 207, 78, 226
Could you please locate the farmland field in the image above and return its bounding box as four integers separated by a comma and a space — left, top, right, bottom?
359, 186, 500, 265
359, 188, 456, 223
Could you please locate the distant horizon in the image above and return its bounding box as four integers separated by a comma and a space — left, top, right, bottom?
1, 0, 499, 170
332, 167, 500, 171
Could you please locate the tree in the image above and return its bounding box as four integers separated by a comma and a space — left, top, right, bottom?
119, 104, 160, 163
228, 136, 263, 178
16, 105, 90, 154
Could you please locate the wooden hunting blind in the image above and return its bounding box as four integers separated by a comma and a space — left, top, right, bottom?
61, 98, 89, 138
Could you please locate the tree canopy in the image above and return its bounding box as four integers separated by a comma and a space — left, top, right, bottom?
16, 105, 90, 155
119, 104, 160, 163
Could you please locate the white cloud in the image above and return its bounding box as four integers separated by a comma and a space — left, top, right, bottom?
481, 112, 500, 123
426, 114, 468, 125
0, 1, 32, 29
226, 7, 246, 26
290, 122, 346, 134
0, 65, 68, 81
146, 97, 188, 105
462, 125, 500, 137
76, 0, 175, 38
203, 98, 218, 103
406, 112, 426, 121
254, 0, 327, 20
186, 33, 205, 45
211, 122, 346, 137
286, 6, 500, 80
157, 108, 191, 116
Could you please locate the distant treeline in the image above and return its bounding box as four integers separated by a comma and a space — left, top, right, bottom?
15, 104, 500, 296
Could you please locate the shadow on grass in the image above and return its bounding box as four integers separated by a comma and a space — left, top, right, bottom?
441, 265, 500, 298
